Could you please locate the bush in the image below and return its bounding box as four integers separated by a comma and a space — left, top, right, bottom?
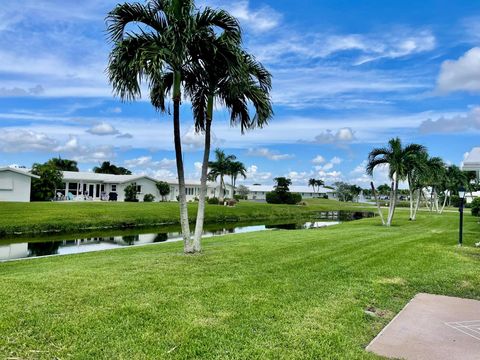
227, 199, 238, 207
471, 198, 480, 216
207, 197, 220, 205
143, 194, 155, 202
266, 191, 281, 204
297, 201, 308, 206
124, 184, 138, 202
285, 192, 302, 205
450, 195, 461, 208
234, 195, 245, 201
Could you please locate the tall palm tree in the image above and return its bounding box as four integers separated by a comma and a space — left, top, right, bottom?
423, 156, 446, 213
439, 165, 468, 213
184, 36, 272, 252
106, 0, 239, 253
47, 157, 79, 172
404, 146, 428, 220
229, 161, 247, 192
208, 149, 236, 204
315, 179, 325, 193
367, 137, 426, 226
308, 178, 316, 193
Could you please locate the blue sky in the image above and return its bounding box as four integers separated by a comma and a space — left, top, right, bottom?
1, 0, 480, 187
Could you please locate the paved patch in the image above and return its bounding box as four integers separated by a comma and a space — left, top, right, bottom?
366, 293, 480, 360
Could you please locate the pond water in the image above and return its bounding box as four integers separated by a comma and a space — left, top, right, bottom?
0, 211, 374, 262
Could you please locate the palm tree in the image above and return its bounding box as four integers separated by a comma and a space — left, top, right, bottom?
404, 147, 428, 220
315, 179, 325, 193
47, 157, 79, 172
367, 137, 426, 226
423, 157, 446, 213
308, 178, 317, 193
439, 165, 468, 213
208, 149, 236, 204
229, 161, 247, 192
93, 161, 132, 175
185, 35, 272, 252
106, 0, 239, 253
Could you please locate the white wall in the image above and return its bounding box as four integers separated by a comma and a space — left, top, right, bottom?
0, 171, 33, 202
117, 179, 160, 202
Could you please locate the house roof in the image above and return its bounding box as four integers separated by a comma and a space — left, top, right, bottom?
62, 171, 158, 184
61, 171, 225, 187
0, 167, 39, 179
462, 147, 480, 171
246, 184, 335, 194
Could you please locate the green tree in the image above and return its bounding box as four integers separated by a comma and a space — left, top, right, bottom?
229, 161, 247, 191
31, 163, 63, 201
266, 177, 300, 204
184, 33, 272, 252
208, 149, 236, 204
47, 157, 79, 172
156, 181, 171, 202
308, 178, 317, 193
315, 179, 325, 192
106, 0, 240, 253
367, 137, 426, 226
124, 184, 138, 202
93, 161, 131, 175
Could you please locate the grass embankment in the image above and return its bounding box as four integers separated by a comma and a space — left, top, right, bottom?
0, 199, 374, 235
0, 212, 479, 359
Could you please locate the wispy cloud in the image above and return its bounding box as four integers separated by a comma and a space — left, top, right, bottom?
247, 147, 295, 161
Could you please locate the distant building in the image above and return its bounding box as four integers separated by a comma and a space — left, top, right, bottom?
462, 148, 480, 203
245, 184, 336, 201
0, 167, 39, 202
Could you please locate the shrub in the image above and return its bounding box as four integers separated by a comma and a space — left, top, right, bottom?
471, 197, 480, 216
143, 194, 155, 202
124, 184, 138, 202
207, 197, 220, 205
227, 199, 237, 207
286, 192, 302, 204
297, 201, 308, 206
266, 191, 281, 204
234, 195, 245, 201
450, 195, 461, 208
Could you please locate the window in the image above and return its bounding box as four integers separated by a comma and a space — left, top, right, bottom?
136, 185, 142, 193
111, 184, 117, 192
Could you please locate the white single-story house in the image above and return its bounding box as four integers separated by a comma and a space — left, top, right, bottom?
60, 171, 233, 202
0, 167, 39, 202
245, 184, 336, 201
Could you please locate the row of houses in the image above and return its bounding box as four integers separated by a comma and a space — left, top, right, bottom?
0, 166, 335, 203
0, 168, 233, 202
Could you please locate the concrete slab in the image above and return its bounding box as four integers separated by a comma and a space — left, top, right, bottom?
366, 293, 480, 360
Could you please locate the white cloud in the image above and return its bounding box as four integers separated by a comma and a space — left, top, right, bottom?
86, 122, 120, 136
247, 147, 294, 161
124, 156, 176, 169
238, 165, 272, 184
436, 47, 480, 93
0, 129, 57, 152
312, 155, 326, 164
419, 106, 480, 134
309, 128, 356, 145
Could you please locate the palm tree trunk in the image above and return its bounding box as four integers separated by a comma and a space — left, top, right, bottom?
387, 176, 397, 226
440, 190, 448, 214
173, 71, 192, 253
192, 96, 213, 253
371, 182, 385, 225
408, 175, 413, 220
219, 175, 225, 204
412, 189, 421, 220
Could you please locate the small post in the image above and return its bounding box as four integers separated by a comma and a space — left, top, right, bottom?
458, 186, 466, 247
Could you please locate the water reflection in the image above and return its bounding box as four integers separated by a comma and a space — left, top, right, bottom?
0, 211, 374, 262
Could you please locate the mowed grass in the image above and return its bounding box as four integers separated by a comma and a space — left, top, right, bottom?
0, 212, 479, 359
0, 199, 374, 235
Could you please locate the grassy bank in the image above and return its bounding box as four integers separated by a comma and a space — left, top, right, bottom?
0, 212, 479, 359
0, 199, 374, 236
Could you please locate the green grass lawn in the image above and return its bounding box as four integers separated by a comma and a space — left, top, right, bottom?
0, 212, 479, 359
0, 199, 375, 235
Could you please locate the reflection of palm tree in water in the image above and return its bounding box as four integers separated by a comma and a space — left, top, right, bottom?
122, 235, 139, 246
28, 242, 61, 256
153, 233, 168, 243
